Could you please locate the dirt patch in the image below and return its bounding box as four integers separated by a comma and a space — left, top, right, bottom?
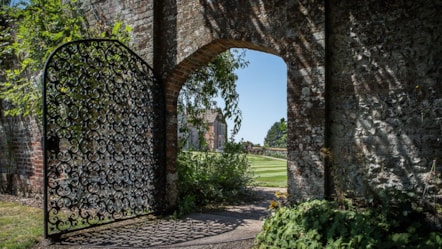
0, 193, 43, 209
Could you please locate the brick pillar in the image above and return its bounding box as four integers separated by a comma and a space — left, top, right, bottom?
29, 117, 44, 194
164, 85, 180, 209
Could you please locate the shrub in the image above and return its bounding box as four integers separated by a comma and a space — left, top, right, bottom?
255, 199, 442, 249
176, 144, 253, 215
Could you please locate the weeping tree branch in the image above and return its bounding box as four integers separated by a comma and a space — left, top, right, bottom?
178, 49, 248, 150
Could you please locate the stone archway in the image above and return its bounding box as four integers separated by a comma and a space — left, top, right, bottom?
52, 0, 328, 210
4, 0, 439, 228
150, 0, 327, 208
161, 37, 325, 208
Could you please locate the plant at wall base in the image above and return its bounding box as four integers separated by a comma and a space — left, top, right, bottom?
363, 160, 442, 229
268, 191, 288, 210
255, 199, 442, 249
176, 141, 253, 216
422, 159, 442, 216
259, 150, 441, 248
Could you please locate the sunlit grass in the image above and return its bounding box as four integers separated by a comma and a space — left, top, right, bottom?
0, 201, 43, 249
248, 154, 287, 187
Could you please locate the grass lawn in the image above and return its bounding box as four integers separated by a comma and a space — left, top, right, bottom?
248, 154, 287, 188
0, 201, 43, 249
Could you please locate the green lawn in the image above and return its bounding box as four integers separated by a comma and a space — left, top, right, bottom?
0, 201, 43, 249
248, 154, 287, 187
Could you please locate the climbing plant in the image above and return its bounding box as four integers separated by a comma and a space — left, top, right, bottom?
255, 199, 442, 248
0, 0, 132, 118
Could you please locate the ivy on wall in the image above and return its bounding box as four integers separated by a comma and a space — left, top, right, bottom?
0, 0, 132, 118
0, 0, 131, 194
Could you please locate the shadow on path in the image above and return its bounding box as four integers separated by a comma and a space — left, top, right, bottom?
36, 187, 286, 249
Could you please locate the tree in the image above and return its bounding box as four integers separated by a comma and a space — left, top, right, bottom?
264, 118, 287, 148
1, 0, 250, 151
1, 0, 11, 6
178, 49, 249, 149
177, 51, 252, 212
0, 0, 131, 118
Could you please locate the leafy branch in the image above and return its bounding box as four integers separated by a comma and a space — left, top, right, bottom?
0, 0, 132, 118
178, 49, 249, 149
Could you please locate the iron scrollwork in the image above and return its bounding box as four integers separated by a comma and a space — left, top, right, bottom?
43, 39, 165, 237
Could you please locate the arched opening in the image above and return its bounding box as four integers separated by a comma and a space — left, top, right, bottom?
224, 49, 287, 189
163, 39, 290, 209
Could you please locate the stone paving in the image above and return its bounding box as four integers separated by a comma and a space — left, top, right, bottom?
52, 215, 241, 248
35, 187, 285, 249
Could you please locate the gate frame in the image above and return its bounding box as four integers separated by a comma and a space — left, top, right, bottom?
42, 39, 166, 238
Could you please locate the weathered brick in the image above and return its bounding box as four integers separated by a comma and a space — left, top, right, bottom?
2, 0, 439, 209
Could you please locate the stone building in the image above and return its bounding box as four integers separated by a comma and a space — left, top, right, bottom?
179, 110, 227, 151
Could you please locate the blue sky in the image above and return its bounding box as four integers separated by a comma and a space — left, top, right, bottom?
9, 0, 24, 5
226, 50, 287, 145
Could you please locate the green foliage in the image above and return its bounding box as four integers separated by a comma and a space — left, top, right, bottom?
264, 118, 287, 148
255, 199, 442, 249
224, 139, 247, 153
176, 143, 253, 215
262, 148, 287, 159
178, 49, 249, 147
1, 0, 11, 7
0, 0, 132, 118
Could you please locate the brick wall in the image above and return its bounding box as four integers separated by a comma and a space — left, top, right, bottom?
73, 0, 326, 206
80, 0, 155, 64
154, 0, 326, 206
143, 0, 440, 207
2, 0, 440, 209
0, 115, 43, 195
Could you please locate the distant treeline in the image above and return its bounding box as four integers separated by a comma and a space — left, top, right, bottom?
248, 147, 287, 159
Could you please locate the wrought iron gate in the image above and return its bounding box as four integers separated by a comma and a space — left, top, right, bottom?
43, 39, 165, 237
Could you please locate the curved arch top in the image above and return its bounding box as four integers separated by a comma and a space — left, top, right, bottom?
77, 0, 442, 211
